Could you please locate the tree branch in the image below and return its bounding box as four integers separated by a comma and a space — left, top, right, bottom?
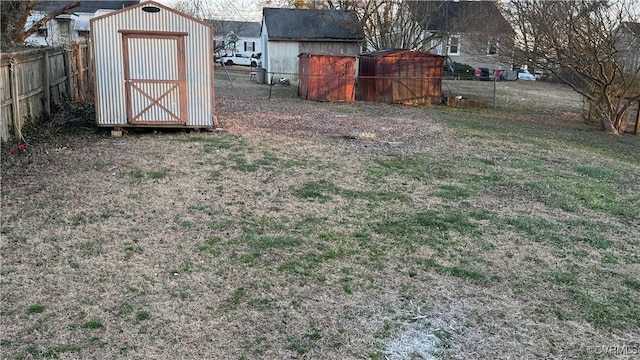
21, 1, 80, 43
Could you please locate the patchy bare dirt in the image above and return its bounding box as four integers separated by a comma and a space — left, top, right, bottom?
1, 67, 639, 359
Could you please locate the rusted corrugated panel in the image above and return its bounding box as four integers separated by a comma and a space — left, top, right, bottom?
91, 1, 215, 127
356, 55, 377, 102
298, 54, 310, 99
299, 53, 356, 102
357, 50, 444, 104
325, 56, 356, 102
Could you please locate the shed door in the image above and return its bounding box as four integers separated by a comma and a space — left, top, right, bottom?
121, 31, 188, 125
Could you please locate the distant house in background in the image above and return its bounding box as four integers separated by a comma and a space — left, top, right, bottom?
261, 8, 364, 84
205, 20, 262, 56
25, 1, 138, 46
423, 0, 514, 71
617, 21, 640, 72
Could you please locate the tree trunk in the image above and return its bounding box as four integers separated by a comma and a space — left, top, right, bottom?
0, 1, 36, 45
0, 1, 79, 46
591, 100, 619, 134
600, 111, 620, 134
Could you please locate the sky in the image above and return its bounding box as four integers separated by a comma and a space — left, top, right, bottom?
155, 0, 266, 22
154, 0, 640, 23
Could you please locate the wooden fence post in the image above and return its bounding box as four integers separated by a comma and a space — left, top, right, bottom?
42, 51, 51, 115
9, 59, 22, 139
65, 47, 74, 100
87, 41, 94, 99
75, 43, 84, 101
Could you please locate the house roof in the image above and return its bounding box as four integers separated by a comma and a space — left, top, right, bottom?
420, 0, 513, 35
33, 1, 139, 14
73, 19, 90, 31
623, 22, 640, 36
262, 8, 364, 41
205, 20, 261, 38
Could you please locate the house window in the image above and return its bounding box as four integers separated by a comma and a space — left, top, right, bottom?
58, 20, 70, 37
487, 40, 498, 55
244, 41, 255, 52
37, 27, 48, 37
430, 39, 443, 55
448, 36, 460, 55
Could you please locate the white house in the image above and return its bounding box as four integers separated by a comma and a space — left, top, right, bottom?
205, 20, 262, 57
25, 1, 138, 46
421, 0, 514, 71
617, 22, 640, 73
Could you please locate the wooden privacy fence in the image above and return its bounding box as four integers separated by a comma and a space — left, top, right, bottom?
0, 43, 93, 142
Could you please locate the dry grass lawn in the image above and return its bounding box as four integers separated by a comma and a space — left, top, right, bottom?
1, 68, 639, 359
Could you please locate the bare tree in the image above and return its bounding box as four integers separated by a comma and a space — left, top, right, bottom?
170, 0, 208, 18
507, 0, 640, 134
295, 1, 444, 51
1, 1, 79, 47
171, 0, 262, 21
363, 1, 437, 50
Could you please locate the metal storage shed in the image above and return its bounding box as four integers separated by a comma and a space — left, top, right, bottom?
298, 53, 357, 102
90, 1, 217, 129
357, 49, 445, 105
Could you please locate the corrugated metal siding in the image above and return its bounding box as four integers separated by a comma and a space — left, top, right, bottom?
91, 1, 214, 127
298, 55, 309, 98
299, 42, 360, 56
298, 54, 356, 102
357, 56, 376, 102
128, 37, 180, 122
357, 50, 444, 104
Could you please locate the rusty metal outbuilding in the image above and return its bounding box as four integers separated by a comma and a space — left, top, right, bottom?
90, 1, 217, 129
298, 53, 357, 102
357, 49, 445, 105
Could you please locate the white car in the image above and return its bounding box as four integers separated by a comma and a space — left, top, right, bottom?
517, 69, 536, 81
219, 53, 258, 67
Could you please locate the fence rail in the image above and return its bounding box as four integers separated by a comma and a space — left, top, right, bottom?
0, 43, 93, 142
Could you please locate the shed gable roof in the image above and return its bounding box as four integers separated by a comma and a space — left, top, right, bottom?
90, 1, 213, 29
262, 8, 364, 41
623, 22, 640, 36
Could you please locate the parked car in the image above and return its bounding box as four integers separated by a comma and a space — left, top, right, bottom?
517, 69, 536, 80
499, 70, 518, 81
533, 69, 544, 80
219, 53, 258, 67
